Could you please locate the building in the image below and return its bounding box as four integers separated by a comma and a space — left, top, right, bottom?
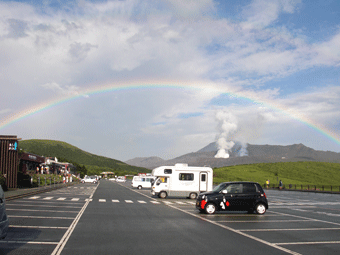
0, 135, 21, 188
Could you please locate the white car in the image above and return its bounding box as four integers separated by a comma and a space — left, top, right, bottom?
116, 176, 126, 182
81, 176, 98, 184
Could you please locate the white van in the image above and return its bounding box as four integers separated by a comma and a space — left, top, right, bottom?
132, 176, 156, 189
151, 163, 213, 199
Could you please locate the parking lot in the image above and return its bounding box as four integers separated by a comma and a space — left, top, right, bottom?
124, 181, 340, 255
1, 180, 340, 254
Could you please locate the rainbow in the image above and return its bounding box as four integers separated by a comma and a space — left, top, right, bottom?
1, 81, 340, 147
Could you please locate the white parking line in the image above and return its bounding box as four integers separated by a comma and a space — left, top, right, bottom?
8, 215, 74, 219
276, 241, 340, 246
242, 227, 340, 232
6, 208, 79, 213
0, 241, 59, 245
10, 225, 69, 229
216, 220, 312, 223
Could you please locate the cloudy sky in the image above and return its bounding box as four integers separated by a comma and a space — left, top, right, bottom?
1, 0, 340, 161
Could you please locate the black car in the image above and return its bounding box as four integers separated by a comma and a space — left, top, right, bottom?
196, 181, 268, 214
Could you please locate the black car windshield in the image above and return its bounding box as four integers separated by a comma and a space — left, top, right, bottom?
212, 183, 226, 192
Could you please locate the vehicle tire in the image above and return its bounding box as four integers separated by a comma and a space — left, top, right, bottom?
159, 191, 167, 199
205, 203, 216, 214
189, 193, 197, 200
255, 203, 266, 215
137, 186, 142, 190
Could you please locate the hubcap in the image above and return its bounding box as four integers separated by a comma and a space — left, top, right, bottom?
206, 204, 215, 214
257, 204, 266, 214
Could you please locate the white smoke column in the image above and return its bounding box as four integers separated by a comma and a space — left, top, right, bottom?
214, 111, 238, 158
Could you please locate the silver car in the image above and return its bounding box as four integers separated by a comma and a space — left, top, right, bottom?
0, 185, 9, 239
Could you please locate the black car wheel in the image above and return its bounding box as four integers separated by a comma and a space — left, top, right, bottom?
137, 186, 142, 190
255, 203, 266, 214
205, 203, 216, 214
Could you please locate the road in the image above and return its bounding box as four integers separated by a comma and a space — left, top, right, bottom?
1, 180, 340, 254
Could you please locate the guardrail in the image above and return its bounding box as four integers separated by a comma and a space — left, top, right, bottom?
264, 184, 340, 193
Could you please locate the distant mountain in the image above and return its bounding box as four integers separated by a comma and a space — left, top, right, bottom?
125, 143, 340, 169
19, 139, 149, 174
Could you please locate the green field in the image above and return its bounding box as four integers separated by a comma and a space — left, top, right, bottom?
213, 161, 340, 189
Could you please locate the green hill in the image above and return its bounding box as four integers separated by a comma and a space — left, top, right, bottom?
19, 139, 149, 176
214, 161, 340, 187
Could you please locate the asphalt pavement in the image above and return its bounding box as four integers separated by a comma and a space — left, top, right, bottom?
1, 180, 340, 255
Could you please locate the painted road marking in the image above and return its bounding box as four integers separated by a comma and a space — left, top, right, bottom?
125, 200, 133, 203
10, 225, 69, 229
71, 198, 80, 201
112, 200, 119, 203
99, 199, 106, 202
57, 198, 66, 201
29, 196, 40, 199
44, 197, 53, 200
138, 200, 147, 203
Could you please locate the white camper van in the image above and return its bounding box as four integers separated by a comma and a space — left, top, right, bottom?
151, 163, 213, 199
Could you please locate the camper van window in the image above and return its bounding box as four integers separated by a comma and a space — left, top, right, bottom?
156, 177, 168, 185
201, 175, 206, 182
179, 173, 194, 181
164, 169, 172, 174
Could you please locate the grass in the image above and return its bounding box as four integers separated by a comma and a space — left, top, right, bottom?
213, 161, 340, 187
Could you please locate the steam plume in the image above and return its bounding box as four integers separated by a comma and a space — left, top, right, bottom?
214, 111, 238, 158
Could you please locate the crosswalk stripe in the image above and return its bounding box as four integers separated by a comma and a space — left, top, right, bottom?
138, 201, 146, 203
44, 197, 53, 200
71, 198, 80, 201
57, 198, 66, 201
29, 196, 40, 199
99, 199, 106, 202
112, 199, 119, 203
150, 201, 160, 204
125, 200, 133, 203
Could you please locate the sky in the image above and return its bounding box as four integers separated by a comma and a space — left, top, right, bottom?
0, 0, 340, 161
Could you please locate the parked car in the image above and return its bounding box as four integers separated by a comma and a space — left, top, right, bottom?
196, 181, 268, 215
0, 185, 9, 239
116, 176, 126, 183
132, 176, 156, 189
81, 176, 98, 184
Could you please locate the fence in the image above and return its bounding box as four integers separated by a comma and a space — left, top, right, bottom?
265, 183, 340, 193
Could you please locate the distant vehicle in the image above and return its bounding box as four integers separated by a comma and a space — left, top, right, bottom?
151, 163, 213, 199
109, 177, 116, 181
116, 176, 126, 182
81, 176, 98, 184
132, 176, 156, 189
196, 181, 268, 215
0, 185, 9, 239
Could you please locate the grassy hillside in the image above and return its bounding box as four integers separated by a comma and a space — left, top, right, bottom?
214, 161, 340, 186
19, 139, 149, 175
